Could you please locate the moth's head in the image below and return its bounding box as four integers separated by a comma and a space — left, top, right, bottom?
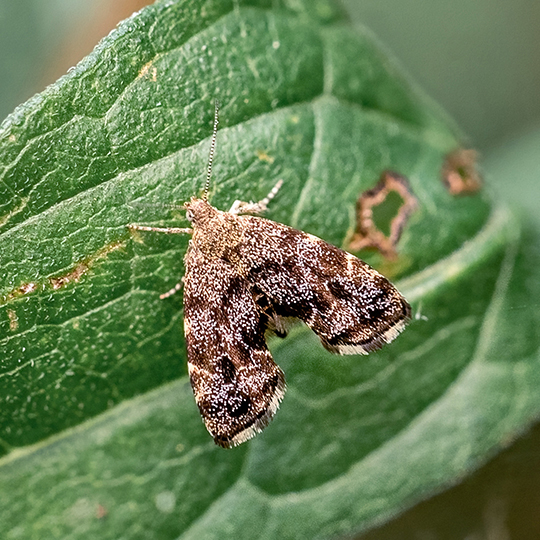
184, 197, 216, 225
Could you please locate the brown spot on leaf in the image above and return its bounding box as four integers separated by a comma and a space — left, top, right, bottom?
348, 171, 418, 260
256, 150, 275, 164
49, 240, 125, 290
7, 309, 18, 331
50, 262, 90, 290
139, 60, 157, 81
1, 240, 126, 304
1, 282, 40, 304
442, 148, 482, 195
19, 282, 38, 295
96, 504, 108, 520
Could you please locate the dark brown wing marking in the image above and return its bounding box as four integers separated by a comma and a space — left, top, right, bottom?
183, 247, 285, 448
239, 217, 411, 355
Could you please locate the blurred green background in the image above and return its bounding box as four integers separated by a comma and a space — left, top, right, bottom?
1, 0, 539, 538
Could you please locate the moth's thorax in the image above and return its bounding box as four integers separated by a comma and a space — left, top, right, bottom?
185, 198, 242, 260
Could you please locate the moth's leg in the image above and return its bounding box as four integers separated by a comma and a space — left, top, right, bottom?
229, 179, 283, 215
128, 225, 193, 234
160, 279, 184, 299
127, 224, 191, 299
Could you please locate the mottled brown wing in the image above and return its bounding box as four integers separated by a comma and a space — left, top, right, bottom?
239, 216, 411, 355
183, 246, 285, 448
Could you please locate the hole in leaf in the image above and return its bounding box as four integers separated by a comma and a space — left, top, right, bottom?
348, 170, 418, 260
371, 190, 404, 237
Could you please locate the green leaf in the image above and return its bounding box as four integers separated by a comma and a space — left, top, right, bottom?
1, 0, 538, 538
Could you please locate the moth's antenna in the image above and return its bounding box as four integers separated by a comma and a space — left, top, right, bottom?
203, 100, 220, 201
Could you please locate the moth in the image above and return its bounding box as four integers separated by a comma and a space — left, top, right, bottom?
129, 103, 411, 448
